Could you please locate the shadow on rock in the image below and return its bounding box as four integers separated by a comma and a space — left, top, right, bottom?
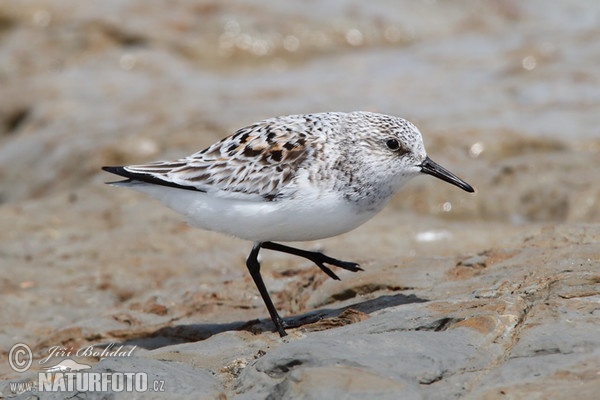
115, 293, 427, 350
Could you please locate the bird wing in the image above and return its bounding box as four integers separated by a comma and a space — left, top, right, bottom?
113, 116, 324, 201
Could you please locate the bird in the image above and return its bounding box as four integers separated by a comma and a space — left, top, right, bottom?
102, 111, 474, 336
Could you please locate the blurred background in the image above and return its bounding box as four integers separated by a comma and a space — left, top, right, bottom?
0, 0, 599, 383
1, 0, 598, 221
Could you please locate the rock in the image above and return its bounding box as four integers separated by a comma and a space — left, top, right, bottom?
1, 1, 599, 399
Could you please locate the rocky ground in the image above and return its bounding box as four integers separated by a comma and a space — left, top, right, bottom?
0, 1, 599, 399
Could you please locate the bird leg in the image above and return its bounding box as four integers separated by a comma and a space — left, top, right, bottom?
245, 241, 363, 337
246, 242, 288, 337
261, 241, 363, 281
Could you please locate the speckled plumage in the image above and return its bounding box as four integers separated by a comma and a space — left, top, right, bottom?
108, 112, 428, 209
102, 111, 474, 336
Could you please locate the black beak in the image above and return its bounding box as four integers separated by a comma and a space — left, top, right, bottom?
420, 157, 474, 193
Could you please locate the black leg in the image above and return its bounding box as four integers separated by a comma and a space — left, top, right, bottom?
261, 241, 363, 281
246, 242, 288, 337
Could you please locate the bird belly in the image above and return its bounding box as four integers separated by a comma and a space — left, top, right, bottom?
120, 181, 380, 242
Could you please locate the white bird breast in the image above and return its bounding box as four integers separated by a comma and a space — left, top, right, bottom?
120, 180, 381, 242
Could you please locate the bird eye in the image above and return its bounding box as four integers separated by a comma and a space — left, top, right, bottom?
386, 138, 400, 150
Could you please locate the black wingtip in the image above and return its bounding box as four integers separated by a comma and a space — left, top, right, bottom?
101, 166, 135, 185
101, 165, 205, 192
102, 166, 129, 178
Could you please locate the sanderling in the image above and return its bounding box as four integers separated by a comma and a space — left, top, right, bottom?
103, 111, 474, 336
